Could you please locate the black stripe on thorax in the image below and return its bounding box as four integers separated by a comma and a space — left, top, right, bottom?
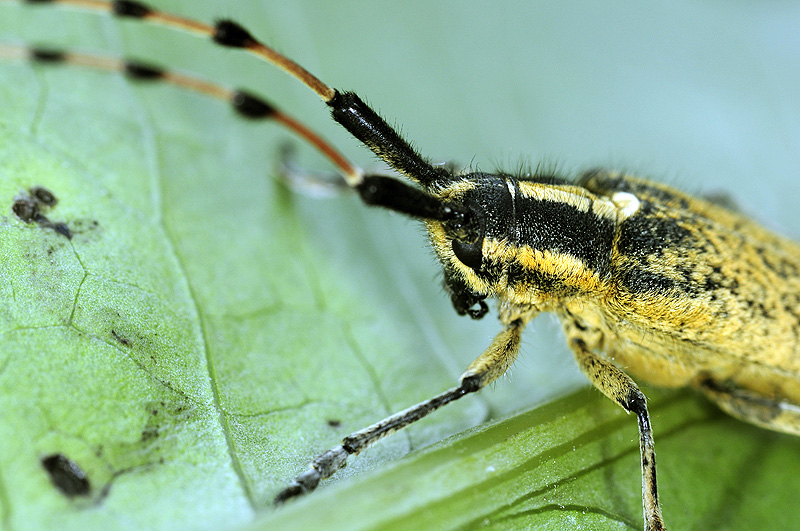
508, 192, 615, 277
449, 173, 617, 286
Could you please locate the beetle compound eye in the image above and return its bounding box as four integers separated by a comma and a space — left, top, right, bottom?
452, 237, 483, 270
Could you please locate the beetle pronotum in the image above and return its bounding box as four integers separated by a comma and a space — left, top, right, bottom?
3, 1, 800, 530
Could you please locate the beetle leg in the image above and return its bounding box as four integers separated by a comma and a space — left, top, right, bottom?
698, 378, 800, 435
569, 337, 665, 531
274, 318, 527, 505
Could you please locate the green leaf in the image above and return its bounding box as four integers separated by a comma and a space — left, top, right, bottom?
251, 388, 800, 531
1, 1, 799, 531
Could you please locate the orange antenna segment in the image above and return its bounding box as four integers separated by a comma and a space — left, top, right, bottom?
0, 43, 360, 181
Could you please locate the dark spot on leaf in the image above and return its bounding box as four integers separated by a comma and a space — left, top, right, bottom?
327, 419, 342, 428
111, 329, 132, 347
52, 222, 72, 239
141, 426, 160, 442
41, 454, 91, 498
140, 400, 194, 443
12, 198, 39, 221
11, 186, 72, 239
69, 218, 100, 236
30, 186, 58, 206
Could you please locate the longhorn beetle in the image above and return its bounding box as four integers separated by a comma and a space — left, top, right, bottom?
4, 1, 800, 530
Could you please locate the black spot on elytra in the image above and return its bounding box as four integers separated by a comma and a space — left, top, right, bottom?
616, 202, 695, 261
618, 267, 675, 294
